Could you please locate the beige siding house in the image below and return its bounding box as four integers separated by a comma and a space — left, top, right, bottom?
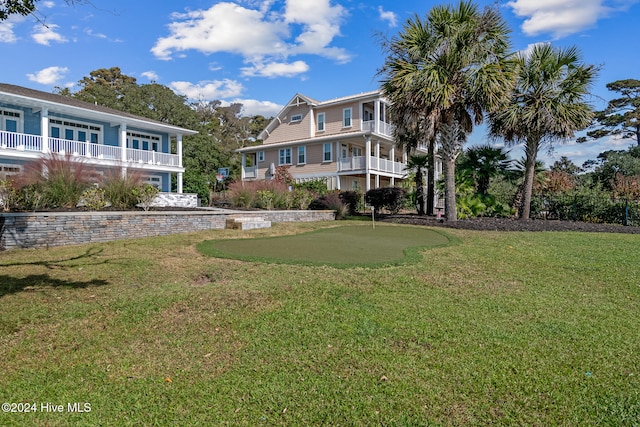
239, 91, 430, 192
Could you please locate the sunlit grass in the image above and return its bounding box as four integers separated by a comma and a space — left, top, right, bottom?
0, 221, 638, 426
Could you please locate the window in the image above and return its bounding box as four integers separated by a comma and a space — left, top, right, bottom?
352, 146, 363, 157
290, 114, 302, 123
127, 131, 161, 151
343, 108, 352, 127
1, 109, 23, 133
258, 151, 264, 162
317, 113, 325, 132
323, 143, 332, 162
0, 163, 22, 177
144, 175, 162, 189
297, 146, 306, 164
50, 118, 102, 142
279, 148, 292, 165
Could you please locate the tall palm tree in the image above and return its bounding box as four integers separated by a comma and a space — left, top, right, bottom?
405, 154, 430, 215
380, 1, 514, 221
489, 43, 597, 220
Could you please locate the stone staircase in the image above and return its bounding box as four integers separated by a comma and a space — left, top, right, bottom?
225, 216, 272, 230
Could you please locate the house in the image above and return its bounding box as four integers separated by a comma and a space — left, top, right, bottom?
238, 91, 438, 193
0, 83, 197, 197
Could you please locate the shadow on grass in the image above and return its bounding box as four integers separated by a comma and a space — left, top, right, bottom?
0, 247, 110, 297
0, 247, 107, 269
0, 274, 109, 298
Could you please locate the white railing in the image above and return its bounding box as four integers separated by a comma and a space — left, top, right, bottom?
0, 131, 180, 167
0, 130, 42, 151
368, 156, 406, 175
338, 156, 366, 172
243, 165, 258, 179
362, 120, 394, 137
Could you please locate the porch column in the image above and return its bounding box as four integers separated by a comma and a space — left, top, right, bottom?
374, 100, 380, 134
309, 105, 315, 137
119, 124, 127, 177
365, 136, 371, 191
40, 108, 49, 153
375, 139, 380, 171
177, 133, 183, 193
241, 153, 246, 180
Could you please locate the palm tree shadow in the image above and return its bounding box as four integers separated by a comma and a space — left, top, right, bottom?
0, 247, 110, 297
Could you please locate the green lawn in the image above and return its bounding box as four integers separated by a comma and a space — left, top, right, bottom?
197, 224, 453, 267
0, 221, 638, 426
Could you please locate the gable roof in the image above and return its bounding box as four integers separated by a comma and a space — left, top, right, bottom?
258, 90, 383, 141
0, 83, 197, 136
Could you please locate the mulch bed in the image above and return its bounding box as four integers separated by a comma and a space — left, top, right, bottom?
378, 214, 640, 234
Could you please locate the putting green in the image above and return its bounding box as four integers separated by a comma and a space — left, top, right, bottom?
197, 224, 453, 268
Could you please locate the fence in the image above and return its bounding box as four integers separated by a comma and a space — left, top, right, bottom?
531, 193, 640, 226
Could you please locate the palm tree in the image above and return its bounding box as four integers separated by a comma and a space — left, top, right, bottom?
380, 1, 514, 221
489, 43, 597, 220
458, 145, 512, 196
405, 154, 430, 215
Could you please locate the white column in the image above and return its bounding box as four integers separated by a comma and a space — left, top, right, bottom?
177, 133, 183, 193
241, 153, 246, 180
40, 108, 49, 153
374, 100, 380, 134
119, 124, 127, 177
365, 136, 371, 191
389, 146, 395, 174
309, 105, 315, 137
375, 140, 380, 171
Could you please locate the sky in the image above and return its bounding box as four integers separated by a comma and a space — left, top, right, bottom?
2, 0, 640, 168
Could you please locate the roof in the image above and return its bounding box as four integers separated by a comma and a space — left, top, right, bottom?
0, 83, 197, 136
258, 90, 384, 141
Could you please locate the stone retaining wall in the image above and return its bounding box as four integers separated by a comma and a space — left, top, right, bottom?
0, 210, 335, 251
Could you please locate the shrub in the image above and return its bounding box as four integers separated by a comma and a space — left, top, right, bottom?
293, 178, 329, 196
291, 188, 314, 210
20, 153, 96, 209
227, 180, 291, 209
273, 165, 294, 186
79, 187, 107, 211
309, 191, 348, 219
339, 190, 361, 215
0, 177, 20, 212
256, 190, 275, 210
101, 168, 143, 209
365, 187, 407, 215
132, 184, 160, 211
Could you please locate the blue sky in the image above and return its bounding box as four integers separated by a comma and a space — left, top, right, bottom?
2, 0, 640, 167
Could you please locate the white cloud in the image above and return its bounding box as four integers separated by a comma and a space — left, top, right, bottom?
26, 66, 69, 85
141, 71, 159, 81
507, 0, 639, 38
232, 98, 283, 117
241, 60, 309, 78
151, 0, 351, 76
41, 1, 56, 8
0, 21, 19, 43
378, 6, 397, 28
170, 79, 245, 100
32, 23, 68, 45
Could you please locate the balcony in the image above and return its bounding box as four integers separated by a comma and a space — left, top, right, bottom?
338, 155, 406, 176
362, 120, 394, 137
0, 130, 180, 168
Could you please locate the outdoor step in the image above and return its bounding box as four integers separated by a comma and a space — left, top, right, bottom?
225, 216, 272, 230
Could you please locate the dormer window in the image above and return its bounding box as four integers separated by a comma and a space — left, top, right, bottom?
290, 114, 302, 123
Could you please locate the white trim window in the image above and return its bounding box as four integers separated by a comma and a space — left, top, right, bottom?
1, 108, 23, 133
317, 112, 325, 132
258, 151, 264, 162
343, 108, 352, 128
127, 131, 161, 151
50, 118, 102, 144
323, 143, 332, 162
279, 148, 292, 165
0, 163, 22, 177
144, 175, 162, 189
297, 146, 306, 164
290, 114, 302, 123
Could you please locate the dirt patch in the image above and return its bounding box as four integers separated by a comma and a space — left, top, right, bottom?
379, 214, 640, 234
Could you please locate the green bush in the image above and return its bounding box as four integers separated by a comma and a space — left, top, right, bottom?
293, 178, 329, 196
80, 187, 107, 211
132, 184, 160, 211
339, 190, 362, 215
365, 187, 407, 215
308, 191, 348, 219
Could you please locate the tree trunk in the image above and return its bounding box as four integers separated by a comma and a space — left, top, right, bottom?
415, 168, 425, 215
426, 139, 435, 215
519, 139, 540, 220
443, 157, 457, 222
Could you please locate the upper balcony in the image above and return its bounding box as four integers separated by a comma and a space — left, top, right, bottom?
0, 130, 181, 168
362, 120, 394, 137
338, 155, 406, 176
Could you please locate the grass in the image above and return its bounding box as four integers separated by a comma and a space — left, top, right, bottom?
0, 221, 639, 426
197, 224, 454, 267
